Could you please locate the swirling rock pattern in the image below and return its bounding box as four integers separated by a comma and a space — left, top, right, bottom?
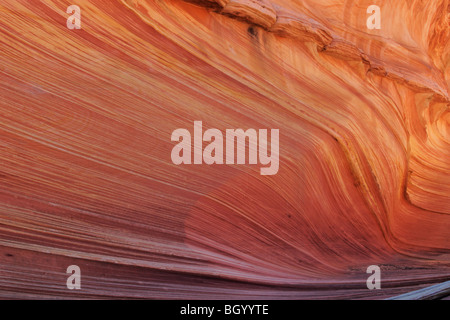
0, 0, 448, 299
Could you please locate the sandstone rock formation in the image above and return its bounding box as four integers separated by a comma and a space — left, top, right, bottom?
0, 0, 448, 299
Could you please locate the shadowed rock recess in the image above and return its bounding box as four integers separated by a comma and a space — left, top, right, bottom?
0, 0, 449, 299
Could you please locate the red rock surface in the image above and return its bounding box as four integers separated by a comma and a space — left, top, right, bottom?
0, 0, 448, 299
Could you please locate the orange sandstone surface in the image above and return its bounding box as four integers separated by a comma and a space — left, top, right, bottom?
0, 0, 449, 299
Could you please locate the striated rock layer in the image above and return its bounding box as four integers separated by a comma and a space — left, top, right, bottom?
0, 0, 449, 299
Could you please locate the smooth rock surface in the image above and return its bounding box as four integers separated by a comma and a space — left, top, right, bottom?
0, 0, 448, 299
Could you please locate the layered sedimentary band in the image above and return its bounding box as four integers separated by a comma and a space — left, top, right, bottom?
0, 0, 448, 299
